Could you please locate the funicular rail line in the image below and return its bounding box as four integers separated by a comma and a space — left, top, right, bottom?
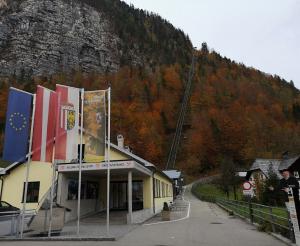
166, 52, 197, 170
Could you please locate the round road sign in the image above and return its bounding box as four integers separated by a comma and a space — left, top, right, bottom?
243, 181, 252, 190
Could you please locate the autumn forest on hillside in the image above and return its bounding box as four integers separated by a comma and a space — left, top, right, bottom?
1, 45, 300, 178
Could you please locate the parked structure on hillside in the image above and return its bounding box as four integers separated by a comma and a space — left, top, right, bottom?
246, 159, 282, 182
246, 154, 300, 198
279, 155, 300, 177
163, 170, 184, 196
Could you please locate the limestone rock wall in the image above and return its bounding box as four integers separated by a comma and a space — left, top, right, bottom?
0, 0, 122, 77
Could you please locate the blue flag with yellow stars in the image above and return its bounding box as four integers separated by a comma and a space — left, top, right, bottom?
3, 88, 33, 162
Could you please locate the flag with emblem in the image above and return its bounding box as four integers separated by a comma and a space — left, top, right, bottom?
2, 88, 33, 162
32, 86, 57, 162
55, 84, 80, 162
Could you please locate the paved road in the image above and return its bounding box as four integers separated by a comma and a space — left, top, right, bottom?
0, 185, 285, 246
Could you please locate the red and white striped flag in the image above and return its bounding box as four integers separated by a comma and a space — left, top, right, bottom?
32, 86, 57, 162
55, 85, 80, 162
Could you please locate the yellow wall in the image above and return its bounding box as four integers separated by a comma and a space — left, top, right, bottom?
143, 176, 153, 209
0, 147, 166, 215
153, 172, 173, 213
109, 147, 129, 161
1, 161, 53, 210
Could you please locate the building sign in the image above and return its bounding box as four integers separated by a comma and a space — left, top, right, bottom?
58, 161, 135, 172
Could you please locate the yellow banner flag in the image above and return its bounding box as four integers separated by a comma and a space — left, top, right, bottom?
83, 91, 106, 162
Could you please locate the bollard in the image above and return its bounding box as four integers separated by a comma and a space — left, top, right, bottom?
287, 209, 296, 243
15, 213, 20, 239
249, 202, 254, 224
269, 207, 276, 233
10, 214, 15, 236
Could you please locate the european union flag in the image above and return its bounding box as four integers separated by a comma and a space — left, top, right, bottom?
2, 88, 33, 162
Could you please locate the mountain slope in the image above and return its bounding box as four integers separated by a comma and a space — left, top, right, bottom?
0, 1, 299, 178
0, 0, 192, 77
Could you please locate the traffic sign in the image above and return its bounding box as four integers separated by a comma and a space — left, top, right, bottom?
243, 181, 252, 190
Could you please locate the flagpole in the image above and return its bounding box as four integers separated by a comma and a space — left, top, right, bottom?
47, 160, 56, 237
106, 87, 111, 236
48, 92, 60, 238
20, 94, 36, 239
77, 88, 84, 235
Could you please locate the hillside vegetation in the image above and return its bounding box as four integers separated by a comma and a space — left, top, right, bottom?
1, 45, 300, 177
0, 0, 299, 178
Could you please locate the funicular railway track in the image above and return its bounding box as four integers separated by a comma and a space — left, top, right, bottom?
165, 51, 197, 170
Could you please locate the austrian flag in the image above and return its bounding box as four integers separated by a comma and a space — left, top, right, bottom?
32, 86, 57, 162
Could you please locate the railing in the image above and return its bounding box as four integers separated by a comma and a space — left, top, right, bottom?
193, 193, 295, 243
0, 209, 36, 238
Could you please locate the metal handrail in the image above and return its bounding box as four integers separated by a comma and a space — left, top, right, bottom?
0, 209, 36, 215
193, 193, 294, 242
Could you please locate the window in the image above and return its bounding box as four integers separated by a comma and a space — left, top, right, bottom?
154, 179, 161, 198
67, 180, 85, 200
162, 183, 165, 197
154, 179, 158, 198
22, 182, 40, 203
132, 181, 143, 210
166, 184, 169, 197
86, 182, 99, 199
158, 180, 161, 197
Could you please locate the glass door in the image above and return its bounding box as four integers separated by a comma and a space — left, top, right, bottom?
110, 181, 144, 211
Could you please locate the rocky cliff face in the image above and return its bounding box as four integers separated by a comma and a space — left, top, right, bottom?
0, 0, 122, 77
0, 0, 193, 78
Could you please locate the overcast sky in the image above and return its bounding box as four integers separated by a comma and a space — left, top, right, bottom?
122, 0, 300, 88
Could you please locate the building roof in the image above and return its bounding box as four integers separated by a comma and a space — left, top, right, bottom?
248, 159, 282, 179
111, 143, 173, 182
110, 143, 155, 168
163, 170, 182, 179
278, 156, 300, 171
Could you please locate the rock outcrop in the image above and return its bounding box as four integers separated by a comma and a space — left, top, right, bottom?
0, 0, 121, 77
0, 0, 193, 78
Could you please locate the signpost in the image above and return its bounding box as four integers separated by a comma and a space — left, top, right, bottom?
242, 181, 254, 197
288, 188, 300, 245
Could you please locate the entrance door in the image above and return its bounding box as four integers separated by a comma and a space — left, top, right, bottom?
111, 182, 127, 210
110, 181, 144, 211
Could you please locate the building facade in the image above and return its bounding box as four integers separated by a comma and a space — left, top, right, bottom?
0, 140, 174, 224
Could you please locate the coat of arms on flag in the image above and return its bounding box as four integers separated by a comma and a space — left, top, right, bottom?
61, 103, 76, 131
55, 85, 80, 162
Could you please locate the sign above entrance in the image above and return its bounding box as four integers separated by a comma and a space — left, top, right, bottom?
58, 161, 135, 172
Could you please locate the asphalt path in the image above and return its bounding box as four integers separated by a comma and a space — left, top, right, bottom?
0, 184, 286, 246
